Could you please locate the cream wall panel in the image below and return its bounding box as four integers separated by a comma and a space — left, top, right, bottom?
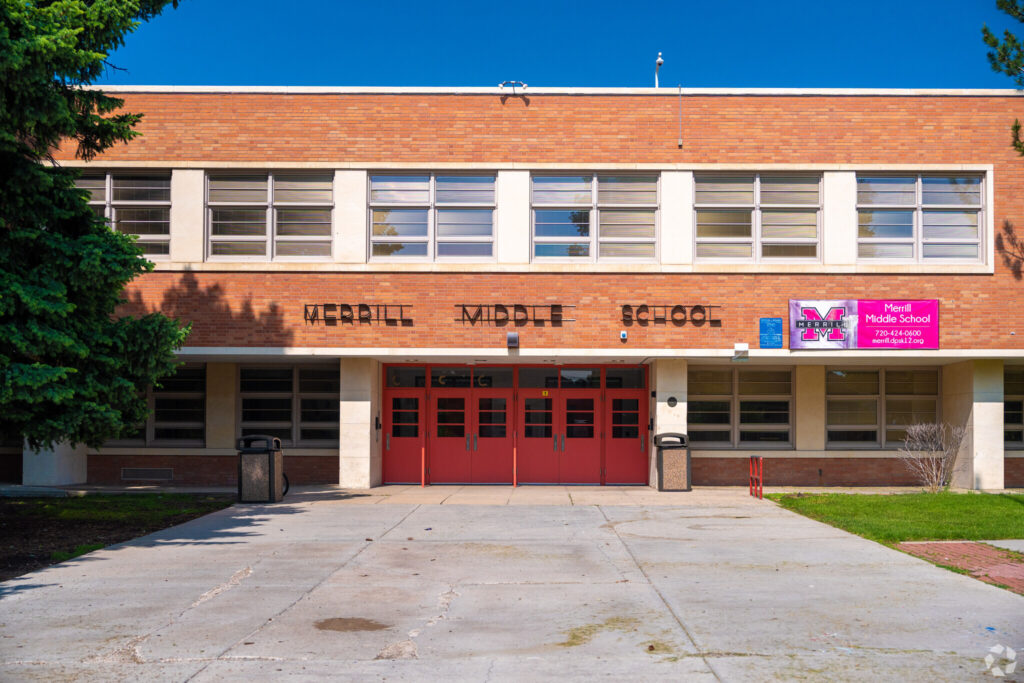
660, 171, 692, 264
334, 170, 368, 263
496, 171, 530, 263
23, 441, 87, 486
169, 169, 205, 263
650, 359, 688, 485
339, 357, 379, 488
944, 360, 1005, 490
822, 171, 857, 266
795, 365, 825, 450
205, 363, 237, 448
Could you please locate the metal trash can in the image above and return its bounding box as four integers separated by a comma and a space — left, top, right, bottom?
237, 434, 285, 503
655, 433, 690, 492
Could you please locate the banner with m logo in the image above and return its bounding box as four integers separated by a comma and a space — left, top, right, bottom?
789, 300, 858, 349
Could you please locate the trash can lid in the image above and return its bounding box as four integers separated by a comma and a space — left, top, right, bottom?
237, 434, 283, 451
654, 432, 688, 447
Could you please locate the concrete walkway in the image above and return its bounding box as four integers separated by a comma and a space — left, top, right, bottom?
1, 489, 1022, 681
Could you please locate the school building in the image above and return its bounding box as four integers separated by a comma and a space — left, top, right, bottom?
6, 85, 1024, 489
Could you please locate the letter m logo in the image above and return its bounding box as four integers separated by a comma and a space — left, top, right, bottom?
800, 306, 847, 341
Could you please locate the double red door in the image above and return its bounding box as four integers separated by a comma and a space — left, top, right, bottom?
517, 388, 603, 484
430, 384, 514, 483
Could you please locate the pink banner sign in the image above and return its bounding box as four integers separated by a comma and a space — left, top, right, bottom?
856, 300, 939, 349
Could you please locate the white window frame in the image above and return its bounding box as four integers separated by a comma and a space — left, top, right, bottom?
693, 173, 822, 263
79, 171, 172, 258
206, 172, 334, 262
825, 367, 941, 449
368, 173, 497, 262
687, 367, 794, 449
1005, 367, 1024, 450
238, 365, 340, 448
530, 174, 660, 263
855, 173, 985, 263
108, 364, 206, 447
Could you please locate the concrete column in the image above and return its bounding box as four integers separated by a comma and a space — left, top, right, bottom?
822, 171, 857, 267
650, 359, 688, 486
334, 170, 368, 263
943, 360, 1005, 490
495, 171, 530, 264
169, 169, 205, 263
339, 358, 381, 488
660, 171, 693, 264
795, 365, 825, 450
205, 363, 237, 448
23, 441, 87, 486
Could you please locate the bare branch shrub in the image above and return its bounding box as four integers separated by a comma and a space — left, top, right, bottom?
897, 423, 968, 493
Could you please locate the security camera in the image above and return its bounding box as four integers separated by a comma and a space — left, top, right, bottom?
620, 330, 628, 341
656, 52, 664, 67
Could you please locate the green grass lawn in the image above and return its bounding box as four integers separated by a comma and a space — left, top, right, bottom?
768, 492, 1024, 545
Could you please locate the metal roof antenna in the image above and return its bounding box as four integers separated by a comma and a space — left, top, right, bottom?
655, 52, 664, 88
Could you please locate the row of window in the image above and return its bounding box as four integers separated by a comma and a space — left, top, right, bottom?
75, 171, 986, 265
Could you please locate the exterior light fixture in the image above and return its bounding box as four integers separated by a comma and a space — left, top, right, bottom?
507, 332, 519, 348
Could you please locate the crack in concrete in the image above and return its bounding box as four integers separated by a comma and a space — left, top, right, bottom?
190, 566, 252, 608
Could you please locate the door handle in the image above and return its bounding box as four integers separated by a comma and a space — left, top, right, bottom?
553, 434, 558, 451
474, 434, 478, 451
386, 434, 390, 450
640, 435, 644, 452
561, 434, 565, 451
466, 435, 471, 451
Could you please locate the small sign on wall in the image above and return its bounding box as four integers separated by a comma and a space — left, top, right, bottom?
759, 318, 783, 349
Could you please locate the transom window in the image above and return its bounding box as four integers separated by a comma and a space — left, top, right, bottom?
687, 368, 793, 447
1005, 367, 1024, 449
207, 173, 333, 260
369, 174, 495, 259
109, 365, 206, 446
856, 174, 983, 262
694, 174, 820, 261
76, 172, 171, 257
239, 366, 340, 447
826, 368, 939, 448
531, 175, 658, 261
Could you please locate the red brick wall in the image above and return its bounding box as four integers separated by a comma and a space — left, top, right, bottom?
1006, 456, 1024, 488
693, 457, 920, 486
87, 454, 337, 486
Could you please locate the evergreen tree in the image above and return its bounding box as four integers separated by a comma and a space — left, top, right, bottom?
983, 0, 1024, 154
0, 0, 189, 450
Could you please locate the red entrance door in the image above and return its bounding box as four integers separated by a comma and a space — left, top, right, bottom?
383, 389, 424, 484
560, 391, 602, 483
604, 367, 649, 484
428, 367, 474, 484
516, 389, 559, 483
470, 367, 515, 483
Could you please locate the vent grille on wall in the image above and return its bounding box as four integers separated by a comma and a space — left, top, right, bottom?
121, 467, 173, 481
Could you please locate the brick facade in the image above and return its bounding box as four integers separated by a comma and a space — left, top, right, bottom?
692, 457, 919, 487
87, 454, 337, 486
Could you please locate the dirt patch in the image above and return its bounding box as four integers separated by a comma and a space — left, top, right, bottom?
557, 617, 640, 647
0, 494, 233, 582
897, 541, 1024, 595
315, 617, 389, 632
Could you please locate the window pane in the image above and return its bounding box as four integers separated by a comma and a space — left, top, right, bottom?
922, 211, 978, 240
739, 430, 790, 443
858, 243, 914, 259
474, 368, 514, 388
436, 176, 494, 204
738, 370, 791, 395
137, 242, 170, 255
827, 370, 879, 395
740, 400, 789, 425
432, 367, 473, 388
689, 430, 731, 444
857, 176, 915, 205
885, 399, 937, 426
301, 397, 339, 423
695, 175, 754, 204
275, 241, 331, 257
696, 243, 752, 259
885, 369, 938, 395
76, 175, 107, 202
760, 176, 819, 204
112, 175, 170, 202
599, 242, 655, 259
436, 209, 493, 237
689, 369, 732, 395
386, 367, 425, 388
519, 368, 558, 388
370, 175, 429, 203
153, 397, 204, 423
761, 210, 817, 239
437, 242, 492, 257
241, 368, 293, 393
1006, 368, 1024, 395
696, 210, 752, 238
534, 243, 590, 258
211, 208, 266, 236
534, 209, 590, 237
688, 401, 730, 425
242, 397, 292, 422
114, 207, 170, 235
597, 176, 657, 205
561, 369, 600, 388
276, 208, 332, 236
157, 367, 206, 393
1005, 399, 1024, 426
828, 429, 878, 443
761, 244, 817, 258
371, 209, 428, 237
922, 244, 979, 259
210, 241, 266, 256
273, 174, 332, 203
371, 242, 428, 257
827, 399, 878, 425
209, 176, 268, 203
921, 176, 981, 205
532, 176, 591, 204
606, 368, 644, 388
598, 210, 655, 239
858, 210, 913, 239
299, 368, 340, 393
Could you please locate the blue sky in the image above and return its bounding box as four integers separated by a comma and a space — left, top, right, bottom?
102, 0, 1022, 88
